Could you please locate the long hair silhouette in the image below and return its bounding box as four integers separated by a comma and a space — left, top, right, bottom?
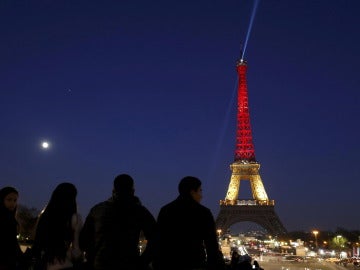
34, 182, 77, 264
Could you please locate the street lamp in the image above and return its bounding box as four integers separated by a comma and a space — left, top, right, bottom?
312, 230, 319, 249
216, 229, 222, 246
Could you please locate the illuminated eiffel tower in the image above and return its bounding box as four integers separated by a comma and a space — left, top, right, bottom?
216, 59, 287, 236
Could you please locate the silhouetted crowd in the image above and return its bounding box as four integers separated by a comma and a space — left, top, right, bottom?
0, 174, 263, 270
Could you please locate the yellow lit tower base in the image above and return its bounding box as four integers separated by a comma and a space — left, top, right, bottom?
216, 59, 287, 236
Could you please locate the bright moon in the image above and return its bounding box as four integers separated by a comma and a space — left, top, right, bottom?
41, 141, 50, 149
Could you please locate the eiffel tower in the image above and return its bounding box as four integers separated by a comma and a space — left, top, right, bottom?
216, 59, 287, 236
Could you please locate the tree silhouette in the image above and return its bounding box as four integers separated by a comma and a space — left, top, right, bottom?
16, 204, 39, 241
330, 235, 348, 250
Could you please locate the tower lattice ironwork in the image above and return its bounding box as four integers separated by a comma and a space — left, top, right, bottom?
235, 59, 256, 162
216, 59, 287, 236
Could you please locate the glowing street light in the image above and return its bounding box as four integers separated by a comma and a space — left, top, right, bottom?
312, 230, 319, 249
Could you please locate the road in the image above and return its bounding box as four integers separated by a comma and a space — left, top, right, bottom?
259, 260, 349, 270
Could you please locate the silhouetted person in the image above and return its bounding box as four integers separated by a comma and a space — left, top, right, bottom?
253, 260, 263, 270
32, 182, 83, 270
153, 176, 225, 270
237, 255, 252, 270
80, 174, 156, 270
0, 187, 23, 270
230, 250, 240, 270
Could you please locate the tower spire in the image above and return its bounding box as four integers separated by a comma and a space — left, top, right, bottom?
235, 59, 256, 162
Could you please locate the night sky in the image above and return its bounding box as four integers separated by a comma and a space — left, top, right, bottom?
1, 1, 359, 232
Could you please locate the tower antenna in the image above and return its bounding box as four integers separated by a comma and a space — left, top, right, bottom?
239, 43, 244, 61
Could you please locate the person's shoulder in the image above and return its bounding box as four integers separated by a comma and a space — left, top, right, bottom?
195, 203, 215, 219
156, 200, 177, 218
133, 199, 154, 216
71, 212, 81, 221
131, 196, 147, 210
91, 200, 107, 208
196, 201, 212, 212
71, 213, 83, 230
89, 200, 110, 213
159, 199, 178, 211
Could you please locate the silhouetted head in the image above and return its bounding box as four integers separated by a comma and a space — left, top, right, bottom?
113, 174, 134, 196
0, 186, 19, 213
178, 176, 202, 203
46, 182, 77, 215
51, 182, 77, 199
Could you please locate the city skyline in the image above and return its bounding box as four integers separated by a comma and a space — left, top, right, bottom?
1, 1, 359, 232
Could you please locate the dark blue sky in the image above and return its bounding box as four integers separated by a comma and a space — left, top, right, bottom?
1, 1, 359, 232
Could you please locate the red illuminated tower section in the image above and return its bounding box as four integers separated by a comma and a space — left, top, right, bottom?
216, 59, 286, 236
235, 59, 256, 162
